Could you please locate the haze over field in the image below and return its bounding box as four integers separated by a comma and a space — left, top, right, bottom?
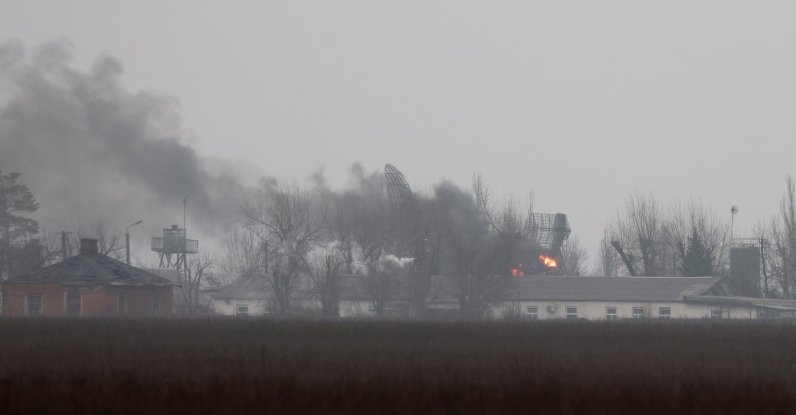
2, 1, 796, 261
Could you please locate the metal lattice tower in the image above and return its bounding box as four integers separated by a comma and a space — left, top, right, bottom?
384, 164, 414, 211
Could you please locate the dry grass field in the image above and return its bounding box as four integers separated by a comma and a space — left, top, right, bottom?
1, 318, 796, 414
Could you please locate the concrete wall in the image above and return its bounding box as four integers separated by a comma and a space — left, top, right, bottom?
487, 300, 760, 320
1, 283, 173, 317
210, 298, 271, 316
339, 300, 375, 318
337, 300, 419, 318
210, 298, 324, 316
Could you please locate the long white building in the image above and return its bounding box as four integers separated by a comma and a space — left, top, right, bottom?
208, 274, 796, 320
487, 276, 796, 320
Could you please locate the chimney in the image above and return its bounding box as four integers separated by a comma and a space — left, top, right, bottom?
80, 238, 99, 255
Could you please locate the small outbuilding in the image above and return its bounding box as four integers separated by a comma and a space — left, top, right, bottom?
210, 276, 271, 316
1, 238, 174, 317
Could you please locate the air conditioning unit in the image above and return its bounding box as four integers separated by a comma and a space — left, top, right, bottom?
546, 304, 559, 313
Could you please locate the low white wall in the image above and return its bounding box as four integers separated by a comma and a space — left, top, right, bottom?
339, 300, 375, 318
210, 298, 270, 316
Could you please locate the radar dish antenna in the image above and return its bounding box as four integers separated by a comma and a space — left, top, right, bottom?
384, 163, 414, 211
529, 213, 571, 252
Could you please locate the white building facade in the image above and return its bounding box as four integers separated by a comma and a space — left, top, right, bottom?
487, 276, 796, 320
208, 274, 796, 320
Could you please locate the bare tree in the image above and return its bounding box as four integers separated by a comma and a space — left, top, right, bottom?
354, 203, 393, 317
610, 192, 668, 276
216, 224, 265, 286
436, 180, 509, 316
307, 253, 344, 318
64, 220, 124, 260
335, 178, 400, 317
473, 175, 531, 276
560, 234, 589, 276
765, 176, 796, 298
397, 194, 446, 317
326, 192, 358, 274
597, 229, 620, 276
669, 199, 730, 277
748, 219, 782, 298
180, 254, 214, 315
6, 236, 56, 276
240, 181, 324, 314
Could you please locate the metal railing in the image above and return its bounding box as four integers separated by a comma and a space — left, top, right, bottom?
151, 237, 199, 253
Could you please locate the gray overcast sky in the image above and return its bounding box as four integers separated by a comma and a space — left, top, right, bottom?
2, 1, 796, 261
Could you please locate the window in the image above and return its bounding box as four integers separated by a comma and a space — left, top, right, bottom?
632, 307, 645, 319
236, 304, 249, 316
566, 306, 578, 320
659, 307, 671, 319
65, 289, 81, 317
605, 307, 617, 320
27, 293, 42, 317
118, 296, 127, 315
711, 308, 723, 319
758, 308, 781, 319
526, 306, 539, 320
151, 294, 161, 315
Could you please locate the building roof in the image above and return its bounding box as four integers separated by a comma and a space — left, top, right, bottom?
210, 274, 726, 304
9, 241, 173, 288
498, 276, 723, 302
213, 276, 270, 300
210, 273, 457, 303
144, 268, 182, 285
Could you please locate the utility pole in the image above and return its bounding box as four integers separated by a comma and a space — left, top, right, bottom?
760, 237, 769, 298
59, 231, 71, 260
262, 241, 269, 276
183, 198, 189, 313
125, 220, 143, 265
183, 198, 187, 278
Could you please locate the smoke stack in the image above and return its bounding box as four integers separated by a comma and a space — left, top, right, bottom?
80, 238, 99, 255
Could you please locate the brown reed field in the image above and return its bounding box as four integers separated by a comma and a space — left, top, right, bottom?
1, 318, 796, 414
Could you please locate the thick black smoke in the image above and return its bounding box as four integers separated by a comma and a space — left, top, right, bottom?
0, 40, 242, 240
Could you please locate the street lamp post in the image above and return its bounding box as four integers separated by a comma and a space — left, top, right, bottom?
125, 220, 143, 265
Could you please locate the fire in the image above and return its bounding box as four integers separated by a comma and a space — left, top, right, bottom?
539, 254, 558, 269
511, 265, 524, 277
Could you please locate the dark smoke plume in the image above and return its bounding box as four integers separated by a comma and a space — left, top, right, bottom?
0, 40, 242, 240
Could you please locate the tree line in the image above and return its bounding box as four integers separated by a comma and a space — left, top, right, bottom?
0, 164, 590, 317
601, 177, 796, 298
4, 164, 796, 315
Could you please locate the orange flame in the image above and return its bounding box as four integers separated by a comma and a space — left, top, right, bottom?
539, 254, 557, 269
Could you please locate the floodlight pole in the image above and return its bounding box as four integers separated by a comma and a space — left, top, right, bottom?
183, 198, 188, 282
125, 220, 143, 265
